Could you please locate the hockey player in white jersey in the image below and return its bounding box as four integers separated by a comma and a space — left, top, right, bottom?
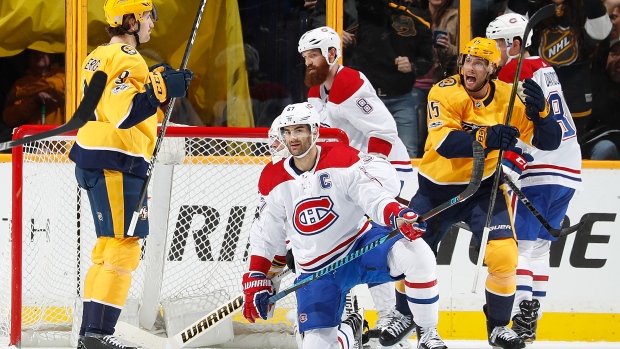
254, 115, 367, 349
242, 103, 446, 349
486, 13, 583, 344
298, 26, 417, 347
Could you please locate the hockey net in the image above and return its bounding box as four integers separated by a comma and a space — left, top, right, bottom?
0, 125, 348, 348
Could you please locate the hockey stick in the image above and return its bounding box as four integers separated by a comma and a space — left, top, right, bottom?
115, 142, 484, 349
127, 0, 207, 236
472, 3, 557, 293
114, 269, 291, 349
503, 174, 585, 237
267, 140, 485, 305
1, 70, 106, 151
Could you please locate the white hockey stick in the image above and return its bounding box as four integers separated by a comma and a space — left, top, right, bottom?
471, 3, 557, 293
0, 70, 106, 151
114, 269, 291, 349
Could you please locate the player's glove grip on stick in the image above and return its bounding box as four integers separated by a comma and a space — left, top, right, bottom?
475, 125, 520, 150
242, 271, 275, 323
519, 78, 551, 124
502, 147, 534, 183
146, 64, 194, 107
385, 203, 427, 241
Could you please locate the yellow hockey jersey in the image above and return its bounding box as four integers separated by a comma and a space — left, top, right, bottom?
420, 75, 535, 187
69, 43, 157, 178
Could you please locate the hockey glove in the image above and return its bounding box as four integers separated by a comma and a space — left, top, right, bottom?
145, 66, 194, 107
520, 78, 551, 124
475, 125, 520, 150
385, 203, 427, 241
502, 147, 534, 184
285, 249, 296, 273
242, 271, 275, 323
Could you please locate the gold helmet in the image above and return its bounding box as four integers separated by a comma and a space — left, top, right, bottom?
459, 38, 502, 70
104, 0, 158, 27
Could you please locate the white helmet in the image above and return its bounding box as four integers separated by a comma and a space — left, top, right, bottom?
298, 26, 341, 68
486, 13, 532, 48
268, 115, 291, 162
277, 102, 320, 158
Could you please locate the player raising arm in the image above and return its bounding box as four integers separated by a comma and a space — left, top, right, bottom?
243, 103, 446, 349
68, 1, 193, 349
408, 38, 562, 349
486, 13, 583, 344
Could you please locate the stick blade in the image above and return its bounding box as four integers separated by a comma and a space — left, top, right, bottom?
115, 321, 167, 349
551, 216, 588, 238
75, 70, 107, 123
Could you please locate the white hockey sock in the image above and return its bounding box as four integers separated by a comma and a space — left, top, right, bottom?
530, 249, 550, 319
368, 282, 396, 316
513, 254, 533, 318
404, 275, 439, 328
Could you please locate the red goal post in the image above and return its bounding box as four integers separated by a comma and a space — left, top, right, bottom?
2, 125, 348, 348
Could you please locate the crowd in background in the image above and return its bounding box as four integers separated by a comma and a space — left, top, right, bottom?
1, 0, 619, 159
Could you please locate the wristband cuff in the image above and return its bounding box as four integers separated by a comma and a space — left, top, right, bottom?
539, 101, 551, 119
249, 255, 272, 275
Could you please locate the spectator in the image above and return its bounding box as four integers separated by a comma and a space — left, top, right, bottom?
413, 0, 459, 156
581, 38, 620, 159
507, 0, 612, 139
246, 44, 293, 127
348, 0, 434, 158
212, 44, 292, 127
3, 49, 65, 127
605, 0, 620, 39
308, 0, 359, 64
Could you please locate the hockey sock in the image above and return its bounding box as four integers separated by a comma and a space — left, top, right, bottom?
484, 238, 517, 327
368, 282, 396, 316
404, 276, 439, 328
513, 254, 533, 318
394, 280, 412, 316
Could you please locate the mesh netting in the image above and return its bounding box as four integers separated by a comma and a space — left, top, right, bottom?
0, 126, 346, 348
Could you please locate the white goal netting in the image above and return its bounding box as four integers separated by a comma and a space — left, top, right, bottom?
0, 125, 348, 348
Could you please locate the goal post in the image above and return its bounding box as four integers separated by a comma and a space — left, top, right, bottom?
1, 125, 348, 348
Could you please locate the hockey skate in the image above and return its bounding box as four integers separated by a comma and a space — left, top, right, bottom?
415, 326, 447, 349
484, 305, 525, 349
343, 291, 371, 346
379, 309, 416, 347
81, 335, 136, 349
365, 308, 395, 342
511, 299, 540, 344
343, 311, 365, 349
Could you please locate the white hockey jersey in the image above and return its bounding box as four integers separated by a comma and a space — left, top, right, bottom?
252, 143, 401, 274
307, 66, 415, 181
498, 57, 583, 190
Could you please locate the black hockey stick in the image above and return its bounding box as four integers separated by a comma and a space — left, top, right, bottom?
127, 0, 207, 236
503, 174, 585, 237
0, 71, 106, 151
474, 3, 557, 293
267, 140, 485, 305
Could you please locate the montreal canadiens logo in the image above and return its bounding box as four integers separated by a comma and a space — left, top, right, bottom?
293, 196, 339, 235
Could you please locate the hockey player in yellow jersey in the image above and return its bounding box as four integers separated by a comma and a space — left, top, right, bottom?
408, 38, 561, 349
69, 1, 193, 349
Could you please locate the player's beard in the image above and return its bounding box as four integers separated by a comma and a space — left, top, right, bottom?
304, 59, 330, 87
